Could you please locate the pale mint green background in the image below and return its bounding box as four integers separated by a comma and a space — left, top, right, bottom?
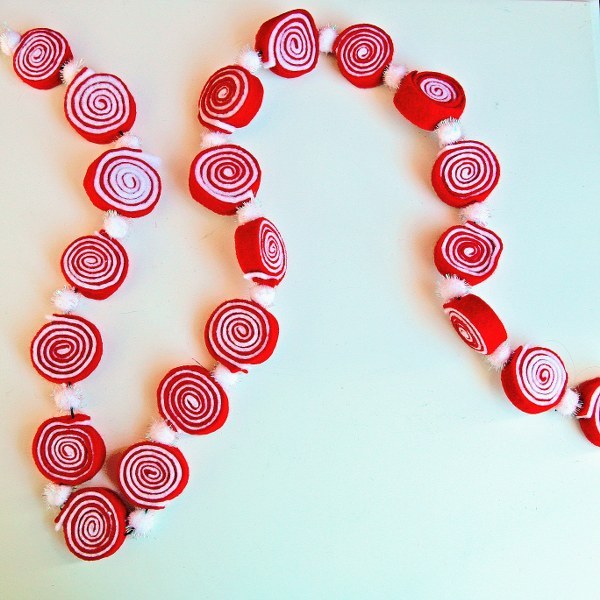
0, 1, 599, 598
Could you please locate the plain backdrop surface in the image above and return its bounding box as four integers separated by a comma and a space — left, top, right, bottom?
0, 1, 599, 598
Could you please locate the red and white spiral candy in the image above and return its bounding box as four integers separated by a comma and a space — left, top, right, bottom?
12, 27, 72, 89
60, 231, 128, 300
198, 66, 263, 134
235, 217, 287, 287
83, 148, 161, 217
394, 70, 466, 130
501, 346, 568, 414
64, 67, 137, 144
432, 140, 500, 207
434, 221, 503, 285
32, 414, 105, 486
205, 299, 279, 373
30, 314, 103, 384
55, 487, 127, 561
118, 441, 189, 510
443, 294, 507, 355
157, 365, 229, 435
333, 24, 393, 88
189, 144, 261, 215
255, 9, 319, 78
577, 378, 600, 446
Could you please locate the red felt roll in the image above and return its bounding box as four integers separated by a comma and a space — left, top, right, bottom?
198, 66, 263, 134
55, 487, 127, 561
60, 231, 128, 300
118, 441, 189, 510
434, 221, 503, 286
577, 378, 600, 446
32, 414, 105, 486
431, 140, 500, 207
189, 144, 261, 215
255, 9, 318, 78
12, 28, 72, 89
443, 294, 507, 355
332, 24, 393, 88
235, 217, 287, 287
30, 314, 103, 384
83, 148, 161, 217
501, 346, 567, 414
394, 70, 466, 130
157, 365, 229, 435
205, 299, 279, 373
64, 67, 136, 144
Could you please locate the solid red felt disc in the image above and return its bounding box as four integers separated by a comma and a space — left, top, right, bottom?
32, 414, 106, 486
577, 378, 600, 446
394, 70, 466, 130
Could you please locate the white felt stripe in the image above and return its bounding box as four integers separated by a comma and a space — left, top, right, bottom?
515, 346, 567, 406
262, 12, 317, 71
444, 306, 487, 353
335, 25, 392, 78
13, 29, 67, 81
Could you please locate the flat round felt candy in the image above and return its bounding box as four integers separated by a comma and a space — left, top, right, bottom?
443, 294, 507, 356
12, 27, 72, 89
501, 346, 568, 414
204, 299, 279, 373
83, 148, 161, 217
60, 231, 128, 299
198, 65, 263, 134
431, 140, 500, 207
55, 487, 127, 561
32, 414, 105, 486
577, 378, 600, 446
255, 9, 319, 78
189, 144, 261, 215
30, 314, 103, 384
64, 67, 136, 144
157, 365, 229, 435
235, 217, 287, 287
333, 23, 393, 88
394, 70, 466, 130
118, 441, 189, 510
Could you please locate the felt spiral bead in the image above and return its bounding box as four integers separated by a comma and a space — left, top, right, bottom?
60, 231, 128, 299
431, 140, 500, 207
84, 148, 161, 217
189, 144, 261, 215
577, 378, 600, 446
332, 24, 393, 88
30, 314, 103, 384
118, 441, 189, 510
235, 217, 287, 286
157, 365, 229, 435
197, 65, 263, 134
255, 9, 319, 78
32, 414, 106, 486
55, 487, 127, 561
434, 221, 503, 285
394, 70, 466, 130
12, 27, 72, 89
443, 294, 507, 356
64, 67, 136, 144
205, 299, 279, 373
501, 346, 568, 414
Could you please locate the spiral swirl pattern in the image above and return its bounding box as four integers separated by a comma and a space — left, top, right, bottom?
61, 231, 128, 299
444, 306, 486, 353
205, 299, 279, 372
55, 488, 127, 561
30, 314, 103, 384
13, 28, 72, 89
32, 414, 105, 485
64, 68, 136, 143
189, 144, 261, 215
157, 365, 229, 435
118, 442, 189, 510
256, 9, 318, 78
333, 24, 393, 88
434, 222, 502, 285
420, 76, 457, 102
84, 148, 161, 217
432, 140, 500, 207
